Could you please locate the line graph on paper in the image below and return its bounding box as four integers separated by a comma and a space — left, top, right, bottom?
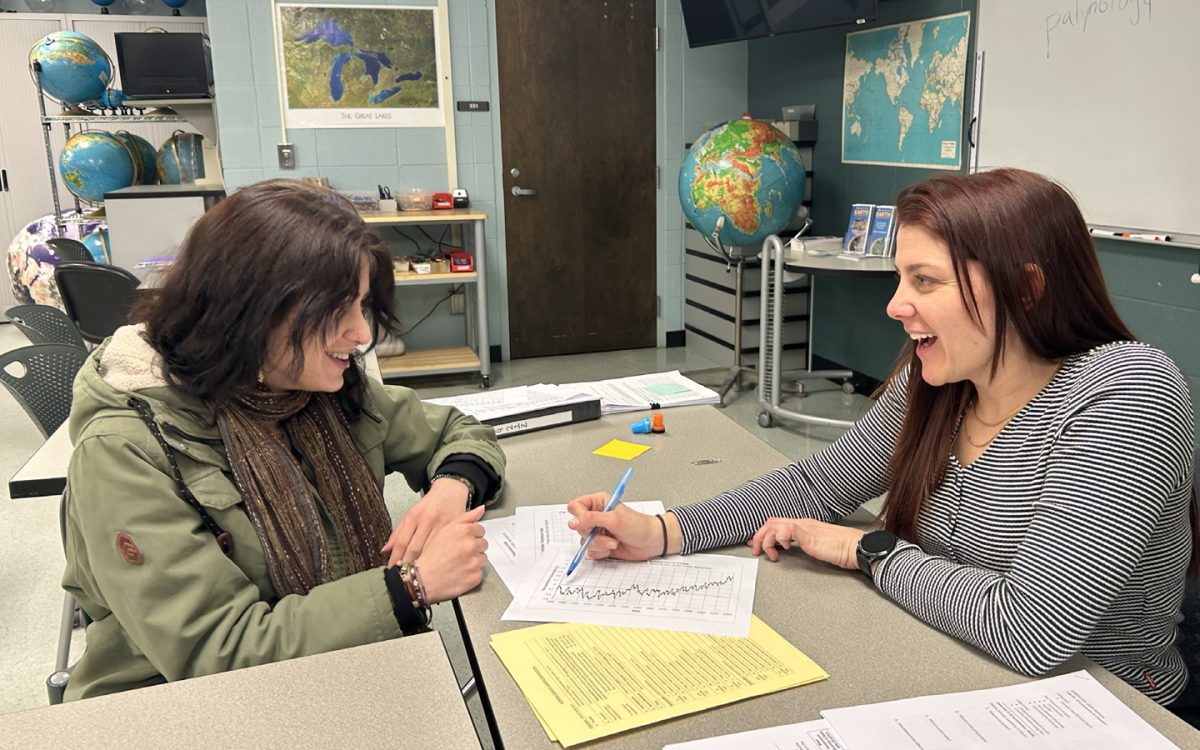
502, 553, 758, 637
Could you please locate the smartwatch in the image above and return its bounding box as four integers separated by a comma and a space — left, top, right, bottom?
856, 529, 898, 579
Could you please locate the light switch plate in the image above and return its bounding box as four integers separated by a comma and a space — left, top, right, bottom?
277, 143, 295, 169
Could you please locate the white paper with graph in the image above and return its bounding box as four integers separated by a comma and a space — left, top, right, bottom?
502, 553, 757, 637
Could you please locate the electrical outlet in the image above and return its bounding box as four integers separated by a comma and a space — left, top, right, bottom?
277, 143, 295, 169
449, 290, 465, 315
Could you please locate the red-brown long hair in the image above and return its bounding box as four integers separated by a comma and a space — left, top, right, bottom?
882, 169, 1135, 541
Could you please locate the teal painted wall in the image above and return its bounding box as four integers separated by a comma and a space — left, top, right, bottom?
745, 0, 976, 382
206, 0, 498, 352
744, 0, 1198, 438
1096, 238, 1200, 439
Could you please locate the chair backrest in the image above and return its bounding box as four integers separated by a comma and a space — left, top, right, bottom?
46, 238, 96, 264
54, 262, 141, 345
0, 344, 89, 439
5, 304, 87, 349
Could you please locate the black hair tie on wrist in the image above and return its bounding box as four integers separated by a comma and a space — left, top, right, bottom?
655, 513, 669, 557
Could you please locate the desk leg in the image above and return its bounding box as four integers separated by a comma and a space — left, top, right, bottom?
474, 219, 491, 388
756, 239, 857, 429
452, 598, 505, 750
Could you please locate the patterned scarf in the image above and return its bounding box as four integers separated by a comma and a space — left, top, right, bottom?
215, 387, 393, 597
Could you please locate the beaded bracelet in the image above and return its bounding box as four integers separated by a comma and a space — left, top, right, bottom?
408, 564, 432, 624
397, 562, 432, 626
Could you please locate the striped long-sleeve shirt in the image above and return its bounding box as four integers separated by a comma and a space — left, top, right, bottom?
674, 342, 1196, 704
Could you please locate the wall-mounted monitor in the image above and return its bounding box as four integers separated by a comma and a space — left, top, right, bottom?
681, 0, 879, 48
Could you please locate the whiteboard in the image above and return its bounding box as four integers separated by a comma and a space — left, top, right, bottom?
974, 0, 1197, 238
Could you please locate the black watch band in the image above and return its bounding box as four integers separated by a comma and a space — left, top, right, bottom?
856, 530, 898, 579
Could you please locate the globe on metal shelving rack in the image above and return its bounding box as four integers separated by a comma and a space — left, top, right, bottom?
58, 131, 137, 205
28, 30, 112, 107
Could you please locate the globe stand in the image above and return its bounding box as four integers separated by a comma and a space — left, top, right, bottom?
685, 217, 812, 407
683, 218, 754, 407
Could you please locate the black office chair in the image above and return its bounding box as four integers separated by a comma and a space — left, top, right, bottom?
53, 262, 140, 346
0, 344, 88, 439
46, 238, 96, 265
5, 304, 87, 349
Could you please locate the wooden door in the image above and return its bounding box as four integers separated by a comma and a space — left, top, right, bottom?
496, 0, 656, 358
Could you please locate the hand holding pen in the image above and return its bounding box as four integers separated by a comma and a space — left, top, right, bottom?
565, 467, 634, 576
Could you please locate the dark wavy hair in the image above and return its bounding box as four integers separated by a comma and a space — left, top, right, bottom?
134, 179, 400, 414
882, 169, 1136, 540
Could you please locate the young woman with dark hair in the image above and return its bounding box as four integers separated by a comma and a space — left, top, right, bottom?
567, 169, 1197, 708
62, 179, 505, 700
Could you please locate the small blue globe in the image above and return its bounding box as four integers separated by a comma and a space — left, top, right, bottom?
157, 131, 205, 184
114, 131, 158, 184
28, 31, 112, 106
678, 116, 807, 248
82, 228, 112, 263
59, 131, 136, 204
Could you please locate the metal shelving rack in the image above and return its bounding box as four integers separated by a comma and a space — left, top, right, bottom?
31, 60, 207, 232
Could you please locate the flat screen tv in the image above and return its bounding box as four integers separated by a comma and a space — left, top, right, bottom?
681, 0, 879, 48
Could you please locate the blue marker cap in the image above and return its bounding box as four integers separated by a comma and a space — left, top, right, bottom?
631, 418, 652, 434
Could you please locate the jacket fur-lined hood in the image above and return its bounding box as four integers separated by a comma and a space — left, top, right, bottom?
68, 324, 218, 444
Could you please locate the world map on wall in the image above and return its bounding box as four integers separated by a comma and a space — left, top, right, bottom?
842, 12, 970, 169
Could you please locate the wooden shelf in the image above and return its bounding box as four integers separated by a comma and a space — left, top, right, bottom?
394, 270, 477, 285
378, 347, 481, 378
363, 208, 488, 225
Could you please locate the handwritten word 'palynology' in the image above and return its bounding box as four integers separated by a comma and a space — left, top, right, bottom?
1045, 0, 1152, 58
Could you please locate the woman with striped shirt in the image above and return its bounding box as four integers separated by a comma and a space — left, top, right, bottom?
567, 169, 1197, 710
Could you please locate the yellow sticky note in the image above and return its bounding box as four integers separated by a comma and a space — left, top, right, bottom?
491, 616, 827, 748
592, 439, 651, 460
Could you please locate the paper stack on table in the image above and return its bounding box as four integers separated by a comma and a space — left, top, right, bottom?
666, 670, 1177, 750
479, 501, 666, 595
425, 384, 594, 422
491, 615, 829, 748
480, 501, 759, 638
560, 370, 719, 415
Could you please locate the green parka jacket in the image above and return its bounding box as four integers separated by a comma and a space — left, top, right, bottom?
61, 325, 505, 700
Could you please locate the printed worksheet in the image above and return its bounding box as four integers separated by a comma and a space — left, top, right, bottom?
664, 719, 849, 750
822, 670, 1178, 749
515, 500, 665, 566
502, 552, 757, 637
481, 501, 664, 594
478, 515, 519, 591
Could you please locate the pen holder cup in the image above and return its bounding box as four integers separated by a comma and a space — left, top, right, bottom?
378, 198, 398, 212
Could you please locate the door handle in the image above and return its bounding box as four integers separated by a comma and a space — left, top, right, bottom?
511, 185, 536, 197
1, 169, 7, 192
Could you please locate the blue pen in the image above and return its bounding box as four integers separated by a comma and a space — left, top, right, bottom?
565, 467, 634, 577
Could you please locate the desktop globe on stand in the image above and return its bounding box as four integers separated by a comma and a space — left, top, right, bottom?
28, 31, 112, 108
678, 115, 808, 405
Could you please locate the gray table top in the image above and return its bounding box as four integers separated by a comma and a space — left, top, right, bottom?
457, 405, 1200, 749
9, 422, 70, 499
0, 632, 481, 748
